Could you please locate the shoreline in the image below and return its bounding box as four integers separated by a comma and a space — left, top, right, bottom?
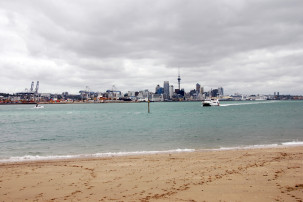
1, 146, 302, 201
0, 144, 302, 164
1, 142, 302, 164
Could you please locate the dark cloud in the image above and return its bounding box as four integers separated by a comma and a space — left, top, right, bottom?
0, 0, 303, 94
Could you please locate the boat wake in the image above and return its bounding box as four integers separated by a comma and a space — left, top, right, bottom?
220, 101, 278, 107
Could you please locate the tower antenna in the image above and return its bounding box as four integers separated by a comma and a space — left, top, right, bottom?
177, 68, 181, 90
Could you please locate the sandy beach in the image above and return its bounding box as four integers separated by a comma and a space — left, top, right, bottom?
0, 146, 302, 201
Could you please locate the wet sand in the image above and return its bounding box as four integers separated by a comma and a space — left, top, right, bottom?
0, 146, 302, 201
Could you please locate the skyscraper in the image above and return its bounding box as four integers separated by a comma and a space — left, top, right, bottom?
155, 84, 161, 94
196, 83, 201, 94
211, 89, 219, 97
163, 81, 169, 100
200, 87, 204, 95
169, 85, 174, 99
218, 87, 224, 96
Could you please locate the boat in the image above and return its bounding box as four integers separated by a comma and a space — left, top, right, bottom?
202, 98, 220, 107
34, 104, 44, 109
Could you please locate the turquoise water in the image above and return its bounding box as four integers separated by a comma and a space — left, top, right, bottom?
0, 101, 303, 161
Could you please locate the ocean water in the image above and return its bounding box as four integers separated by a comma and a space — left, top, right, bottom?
0, 101, 303, 162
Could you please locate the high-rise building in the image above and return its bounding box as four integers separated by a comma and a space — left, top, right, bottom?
155, 84, 161, 94
211, 89, 219, 97
218, 87, 224, 96
163, 81, 169, 100
196, 83, 201, 94
200, 87, 204, 95
169, 85, 174, 99
180, 88, 185, 97
158, 87, 164, 94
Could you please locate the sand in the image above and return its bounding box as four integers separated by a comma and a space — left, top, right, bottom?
0, 146, 302, 201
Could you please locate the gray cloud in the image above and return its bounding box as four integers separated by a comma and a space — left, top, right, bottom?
0, 0, 303, 95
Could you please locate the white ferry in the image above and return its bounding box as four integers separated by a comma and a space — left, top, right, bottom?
202, 98, 220, 107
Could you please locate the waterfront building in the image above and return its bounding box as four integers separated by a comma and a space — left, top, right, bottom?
151, 93, 164, 102
137, 90, 149, 99
128, 91, 136, 97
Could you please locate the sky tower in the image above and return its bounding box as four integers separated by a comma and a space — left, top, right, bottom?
177, 68, 181, 90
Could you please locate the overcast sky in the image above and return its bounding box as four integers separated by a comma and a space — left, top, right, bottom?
1, 0, 303, 95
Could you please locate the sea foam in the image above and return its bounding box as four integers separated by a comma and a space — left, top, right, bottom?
282, 141, 303, 146
1, 141, 302, 163
215, 141, 303, 151
0, 149, 195, 163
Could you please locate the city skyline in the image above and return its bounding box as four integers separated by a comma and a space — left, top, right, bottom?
0, 77, 299, 98
1, 1, 303, 95
2, 79, 298, 99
